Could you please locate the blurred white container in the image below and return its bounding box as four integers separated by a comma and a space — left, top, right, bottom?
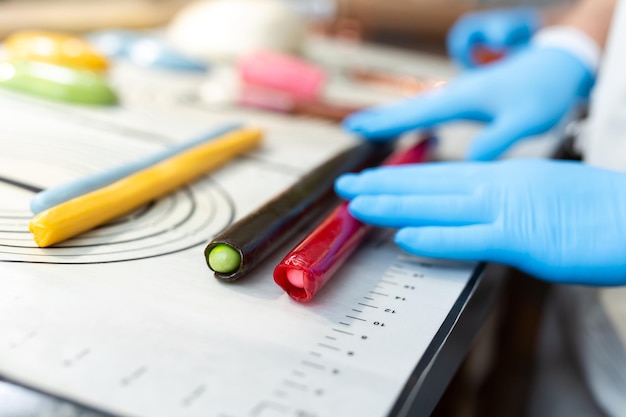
167, 0, 307, 63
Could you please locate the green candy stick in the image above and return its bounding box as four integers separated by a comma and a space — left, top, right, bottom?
0, 60, 117, 105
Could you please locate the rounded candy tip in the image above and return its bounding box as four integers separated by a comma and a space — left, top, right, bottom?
286, 269, 305, 288
207, 243, 241, 274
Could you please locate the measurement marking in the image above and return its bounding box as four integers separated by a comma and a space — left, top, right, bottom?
76, 348, 90, 359
283, 380, 308, 391
380, 280, 398, 285
370, 291, 389, 296
120, 366, 147, 386
358, 302, 378, 308
325, 335, 337, 340
332, 328, 354, 336
389, 269, 413, 277
62, 348, 90, 367
273, 391, 288, 399
302, 360, 325, 370
251, 401, 289, 416
352, 309, 363, 313
363, 296, 375, 301
310, 351, 322, 357
181, 384, 206, 407
338, 322, 351, 326
346, 315, 366, 322
398, 256, 434, 268
0, 175, 43, 193
318, 343, 340, 351
9, 331, 37, 349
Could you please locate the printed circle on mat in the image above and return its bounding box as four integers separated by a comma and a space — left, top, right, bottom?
0, 133, 234, 264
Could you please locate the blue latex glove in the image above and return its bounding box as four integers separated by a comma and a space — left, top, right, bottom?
335, 159, 626, 286
447, 7, 541, 68
343, 46, 594, 161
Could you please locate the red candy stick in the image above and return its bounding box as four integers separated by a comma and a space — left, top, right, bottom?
273, 138, 431, 302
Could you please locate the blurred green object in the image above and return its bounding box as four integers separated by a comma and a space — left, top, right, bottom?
0, 60, 117, 105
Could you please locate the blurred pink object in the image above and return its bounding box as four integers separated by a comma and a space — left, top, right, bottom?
237, 50, 326, 101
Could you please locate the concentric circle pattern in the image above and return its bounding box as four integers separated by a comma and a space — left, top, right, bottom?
0, 132, 234, 264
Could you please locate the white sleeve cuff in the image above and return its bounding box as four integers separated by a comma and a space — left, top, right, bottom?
532, 26, 602, 75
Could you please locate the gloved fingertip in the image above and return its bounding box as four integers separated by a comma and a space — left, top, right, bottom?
466, 135, 508, 161
348, 196, 369, 213
448, 28, 485, 69
454, 45, 479, 69
394, 228, 412, 245
446, 41, 468, 67
394, 229, 427, 256
334, 174, 360, 198
453, 53, 477, 70
347, 196, 382, 221
465, 148, 496, 162
343, 117, 389, 141
344, 123, 400, 142
342, 116, 366, 134
446, 40, 475, 69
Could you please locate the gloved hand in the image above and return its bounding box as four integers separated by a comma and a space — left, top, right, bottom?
335, 159, 626, 286
343, 46, 594, 160
447, 7, 541, 68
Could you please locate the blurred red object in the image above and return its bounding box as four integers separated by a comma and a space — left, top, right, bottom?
472, 45, 506, 65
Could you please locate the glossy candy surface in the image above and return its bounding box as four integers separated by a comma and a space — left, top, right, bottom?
31, 123, 241, 214
30, 128, 262, 247
274, 139, 430, 302
205, 141, 393, 282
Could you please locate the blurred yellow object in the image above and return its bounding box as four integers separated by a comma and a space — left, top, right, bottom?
4, 30, 109, 71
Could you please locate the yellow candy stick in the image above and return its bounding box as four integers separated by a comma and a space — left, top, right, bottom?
30, 128, 263, 247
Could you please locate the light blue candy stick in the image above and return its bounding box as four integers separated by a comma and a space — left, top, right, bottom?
129, 38, 208, 72
30, 123, 242, 214
88, 31, 208, 72
87, 30, 142, 58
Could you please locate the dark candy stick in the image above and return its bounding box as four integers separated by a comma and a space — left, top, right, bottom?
204, 141, 393, 281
